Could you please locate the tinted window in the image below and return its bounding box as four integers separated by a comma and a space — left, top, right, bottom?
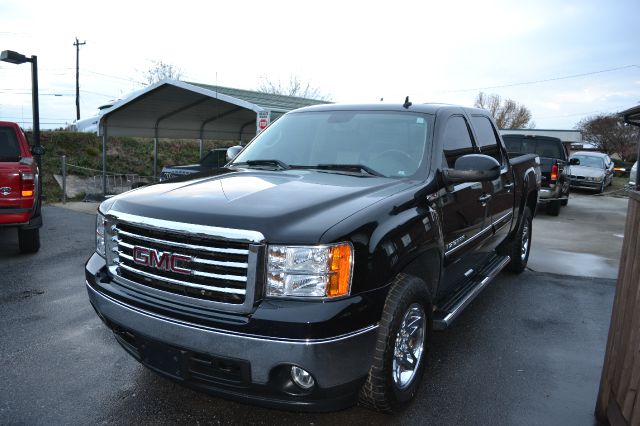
503, 136, 565, 160
471, 115, 503, 163
0, 126, 22, 161
442, 116, 474, 168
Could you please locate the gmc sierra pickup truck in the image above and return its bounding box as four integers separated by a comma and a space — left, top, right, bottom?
86, 103, 540, 412
0, 121, 42, 253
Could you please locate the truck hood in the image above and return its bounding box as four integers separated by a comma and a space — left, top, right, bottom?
103, 169, 416, 244
570, 165, 605, 178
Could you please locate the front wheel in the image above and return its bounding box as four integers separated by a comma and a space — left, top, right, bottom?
505, 206, 532, 273
359, 274, 431, 413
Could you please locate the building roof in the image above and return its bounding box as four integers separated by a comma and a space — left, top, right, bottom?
99, 79, 329, 139
187, 82, 329, 114
621, 105, 640, 126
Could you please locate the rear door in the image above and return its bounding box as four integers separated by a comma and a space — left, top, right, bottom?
471, 115, 514, 247
0, 125, 23, 201
438, 114, 493, 296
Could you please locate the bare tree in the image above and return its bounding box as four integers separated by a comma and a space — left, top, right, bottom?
257, 75, 330, 101
143, 60, 182, 85
576, 114, 639, 162
474, 92, 534, 129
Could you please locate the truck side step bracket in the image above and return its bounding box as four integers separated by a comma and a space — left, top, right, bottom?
432, 255, 511, 330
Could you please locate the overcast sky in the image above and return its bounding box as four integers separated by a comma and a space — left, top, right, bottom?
1, 0, 638, 130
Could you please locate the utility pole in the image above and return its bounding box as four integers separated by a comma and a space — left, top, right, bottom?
74, 37, 86, 121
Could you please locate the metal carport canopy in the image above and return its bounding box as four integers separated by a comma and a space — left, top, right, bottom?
97, 79, 327, 195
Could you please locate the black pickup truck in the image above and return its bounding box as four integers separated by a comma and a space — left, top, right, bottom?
503, 134, 569, 215
159, 148, 229, 181
86, 103, 540, 413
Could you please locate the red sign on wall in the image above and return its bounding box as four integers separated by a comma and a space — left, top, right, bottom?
256, 111, 270, 133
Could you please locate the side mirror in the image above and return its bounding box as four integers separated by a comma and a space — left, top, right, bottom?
31, 145, 45, 156
569, 158, 580, 166
226, 145, 242, 162
443, 154, 500, 185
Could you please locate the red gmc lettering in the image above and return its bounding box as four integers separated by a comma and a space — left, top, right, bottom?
171, 255, 192, 275
132, 246, 191, 275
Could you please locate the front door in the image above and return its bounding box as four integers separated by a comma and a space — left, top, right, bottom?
438, 114, 493, 298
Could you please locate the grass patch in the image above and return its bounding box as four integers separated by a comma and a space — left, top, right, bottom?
25, 131, 237, 203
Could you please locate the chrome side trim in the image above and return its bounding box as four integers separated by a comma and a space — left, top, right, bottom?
118, 263, 247, 294
116, 229, 250, 255
444, 225, 493, 257
106, 210, 265, 244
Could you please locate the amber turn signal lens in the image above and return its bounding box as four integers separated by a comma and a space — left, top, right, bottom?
21, 190, 33, 197
327, 244, 353, 297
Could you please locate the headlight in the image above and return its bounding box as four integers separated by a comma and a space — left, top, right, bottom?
96, 213, 106, 257
594, 176, 603, 182
266, 243, 353, 298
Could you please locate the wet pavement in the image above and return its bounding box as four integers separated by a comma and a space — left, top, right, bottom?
528, 192, 628, 279
0, 193, 625, 425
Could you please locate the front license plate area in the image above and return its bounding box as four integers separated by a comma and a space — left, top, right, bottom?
139, 339, 186, 380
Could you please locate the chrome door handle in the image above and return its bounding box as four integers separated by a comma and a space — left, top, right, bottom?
478, 194, 492, 204
504, 182, 514, 191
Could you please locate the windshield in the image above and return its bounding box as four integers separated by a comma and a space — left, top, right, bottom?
571, 155, 605, 169
232, 111, 431, 178
0, 126, 21, 162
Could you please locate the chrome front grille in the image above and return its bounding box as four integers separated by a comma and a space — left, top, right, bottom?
104, 211, 264, 311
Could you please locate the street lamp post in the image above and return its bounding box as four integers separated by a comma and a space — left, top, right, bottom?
1, 50, 44, 200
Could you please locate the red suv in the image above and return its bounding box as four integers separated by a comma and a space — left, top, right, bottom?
0, 121, 42, 253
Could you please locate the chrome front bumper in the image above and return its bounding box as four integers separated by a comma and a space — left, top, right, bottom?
86, 281, 378, 389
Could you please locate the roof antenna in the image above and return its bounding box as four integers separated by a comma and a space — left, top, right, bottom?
403, 96, 412, 109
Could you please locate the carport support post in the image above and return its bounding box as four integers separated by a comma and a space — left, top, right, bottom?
199, 139, 203, 159
153, 137, 158, 180
61, 155, 66, 204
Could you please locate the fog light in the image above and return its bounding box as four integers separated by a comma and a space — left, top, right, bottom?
291, 366, 315, 390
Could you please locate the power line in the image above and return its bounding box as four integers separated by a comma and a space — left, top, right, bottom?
85, 69, 145, 85
536, 104, 639, 120
430, 64, 640, 94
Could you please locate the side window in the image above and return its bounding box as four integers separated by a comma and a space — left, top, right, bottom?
471, 115, 503, 164
442, 116, 475, 168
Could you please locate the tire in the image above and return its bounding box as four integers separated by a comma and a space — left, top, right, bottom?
546, 200, 561, 216
599, 182, 605, 194
18, 227, 40, 253
359, 273, 432, 413
560, 198, 568, 206
505, 206, 532, 273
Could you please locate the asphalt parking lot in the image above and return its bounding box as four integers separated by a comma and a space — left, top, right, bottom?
0, 192, 625, 425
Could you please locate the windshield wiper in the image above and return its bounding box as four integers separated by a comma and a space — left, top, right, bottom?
294, 163, 384, 177
232, 159, 290, 170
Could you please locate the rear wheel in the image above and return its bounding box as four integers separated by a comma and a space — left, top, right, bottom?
546, 200, 561, 216
505, 206, 532, 273
359, 274, 431, 413
18, 227, 40, 253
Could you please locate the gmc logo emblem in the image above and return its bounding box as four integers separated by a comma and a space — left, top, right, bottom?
132, 246, 192, 275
